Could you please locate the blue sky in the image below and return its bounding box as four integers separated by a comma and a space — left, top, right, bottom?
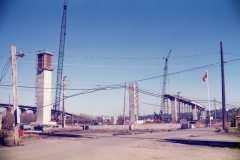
0, 0, 240, 116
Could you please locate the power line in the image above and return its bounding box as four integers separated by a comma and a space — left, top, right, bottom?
1, 58, 239, 91
171, 52, 217, 58
4, 84, 163, 99
0, 51, 25, 83
140, 102, 161, 107
137, 89, 162, 98
37, 85, 164, 109
131, 62, 219, 83
40, 85, 124, 109
62, 52, 239, 60
8, 54, 240, 69
17, 60, 212, 69
0, 56, 11, 82
62, 52, 218, 60
0, 83, 123, 91
2, 51, 239, 61
130, 58, 240, 83
224, 52, 240, 57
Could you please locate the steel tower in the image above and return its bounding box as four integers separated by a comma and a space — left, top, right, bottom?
54, 0, 68, 121
160, 49, 171, 118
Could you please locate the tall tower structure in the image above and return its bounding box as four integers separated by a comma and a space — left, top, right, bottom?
129, 82, 139, 123
54, 0, 68, 121
36, 51, 54, 125
160, 49, 171, 117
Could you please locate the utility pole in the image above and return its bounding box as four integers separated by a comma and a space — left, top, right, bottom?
206, 70, 211, 127
220, 41, 227, 130
11, 45, 20, 145
214, 98, 217, 124
123, 83, 126, 125
62, 76, 67, 128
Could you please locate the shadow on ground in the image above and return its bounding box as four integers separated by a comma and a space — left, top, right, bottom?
38, 132, 94, 138
163, 139, 240, 149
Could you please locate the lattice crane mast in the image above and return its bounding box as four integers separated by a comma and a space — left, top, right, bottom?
160, 49, 172, 119
54, 0, 68, 121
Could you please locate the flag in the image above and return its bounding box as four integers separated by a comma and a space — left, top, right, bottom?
202, 71, 208, 82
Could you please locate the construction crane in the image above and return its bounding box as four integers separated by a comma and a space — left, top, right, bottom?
54, 0, 68, 121
159, 49, 172, 121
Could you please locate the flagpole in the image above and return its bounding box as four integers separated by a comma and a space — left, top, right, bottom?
206, 70, 211, 127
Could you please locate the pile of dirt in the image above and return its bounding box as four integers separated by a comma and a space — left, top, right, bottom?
0, 130, 15, 146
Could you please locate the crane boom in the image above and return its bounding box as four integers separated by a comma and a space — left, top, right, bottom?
160, 49, 172, 119
54, 0, 67, 121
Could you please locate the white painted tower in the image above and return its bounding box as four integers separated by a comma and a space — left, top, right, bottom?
36, 51, 54, 125
129, 82, 139, 123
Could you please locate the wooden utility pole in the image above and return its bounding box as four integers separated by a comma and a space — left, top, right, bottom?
11, 45, 20, 145
123, 83, 127, 125
220, 41, 227, 130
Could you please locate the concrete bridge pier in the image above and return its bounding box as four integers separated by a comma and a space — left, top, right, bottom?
201, 111, 206, 120
188, 104, 191, 113
71, 115, 74, 125
192, 105, 198, 121
20, 108, 26, 114
33, 110, 37, 114
171, 98, 178, 123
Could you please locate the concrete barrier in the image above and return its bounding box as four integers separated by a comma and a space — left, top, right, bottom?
89, 123, 180, 131
89, 125, 128, 131
43, 126, 83, 133
133, 123, 180, 130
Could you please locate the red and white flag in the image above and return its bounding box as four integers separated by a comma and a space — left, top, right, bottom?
202, 71, 208, 82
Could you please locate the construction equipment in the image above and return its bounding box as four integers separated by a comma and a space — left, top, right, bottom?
153, 112, 161, 123
54, 0, 68, 121
159, 49, 172, 121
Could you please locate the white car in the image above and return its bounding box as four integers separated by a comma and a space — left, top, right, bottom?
20, 124, 32, 130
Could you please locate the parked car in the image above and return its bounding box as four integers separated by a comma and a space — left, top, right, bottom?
34, 125, 49, 131
34, 124, 59, 131
20, 123, 32, 130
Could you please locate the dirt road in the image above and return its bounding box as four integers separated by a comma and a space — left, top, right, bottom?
0, 128, 239, 160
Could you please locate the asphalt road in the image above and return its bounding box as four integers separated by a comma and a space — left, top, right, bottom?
0, 128, 239, 160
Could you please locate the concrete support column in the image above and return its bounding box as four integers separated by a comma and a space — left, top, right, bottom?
71, 115, 74, 125
192, 105, 198, 121
35, 51, 55, 125
33, 110, 37, 115
178, 101, 181, 122
171, 98, 178, 122
20, 108, 26, 114
201, 111, 206, 120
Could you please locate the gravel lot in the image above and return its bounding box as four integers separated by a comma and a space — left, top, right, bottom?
0, 128, 239, 160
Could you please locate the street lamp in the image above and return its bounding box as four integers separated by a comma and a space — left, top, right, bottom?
16, 51, 25, 58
